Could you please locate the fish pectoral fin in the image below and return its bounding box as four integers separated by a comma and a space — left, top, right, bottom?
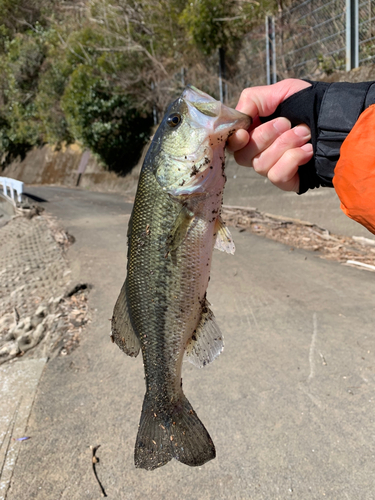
111, 282, 140, 357
214, 216, 235, 254
185, 299, 224, 368
165, 206, 194, 254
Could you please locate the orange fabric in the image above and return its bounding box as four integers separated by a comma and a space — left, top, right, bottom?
333, 104, 375, 235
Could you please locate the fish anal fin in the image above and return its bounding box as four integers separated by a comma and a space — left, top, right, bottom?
185, 299, 224, 368
214, 216, 235, 254
111, 281, 140, 357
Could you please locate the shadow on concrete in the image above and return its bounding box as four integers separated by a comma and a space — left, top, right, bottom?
23, 192, 48, 203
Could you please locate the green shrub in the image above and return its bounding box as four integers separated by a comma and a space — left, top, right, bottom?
62, 65, 152, 174
0, 28, 48, 164
35, 57, 73, 145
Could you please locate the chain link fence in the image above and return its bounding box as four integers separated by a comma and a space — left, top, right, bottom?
359, 0, 375, 64
234, 23, 269, 89
236, 0, 375, 88
277, 0, 347, 79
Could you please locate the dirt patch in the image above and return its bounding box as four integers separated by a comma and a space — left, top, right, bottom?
222, 205, 375, 271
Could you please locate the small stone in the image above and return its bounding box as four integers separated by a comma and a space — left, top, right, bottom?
32, 323, 45, 343
35, 305, 47, 318
14, 320, 25, 334
51, 296, 63, 306
8, 324, 20, 339
14, 317, 32, 336
18, 332, 34, 352
0, 344, 10, 357
31, 315, 43, 329
23, 317, 32, 332
4, 331, 16, 341
9, 343, 20, 356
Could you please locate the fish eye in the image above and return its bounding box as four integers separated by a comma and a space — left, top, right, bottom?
167, 113, 182, 128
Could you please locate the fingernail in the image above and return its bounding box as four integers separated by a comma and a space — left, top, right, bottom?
294, 125, 311, 139
273, 117, 291, 133
301, 143, 313, 152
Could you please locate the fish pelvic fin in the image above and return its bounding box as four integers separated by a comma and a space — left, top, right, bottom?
111, 281, 140, 357
135, 392, 215, 470
214, 216, 235, 254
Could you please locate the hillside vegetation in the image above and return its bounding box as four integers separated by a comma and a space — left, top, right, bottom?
0, 0, 276, 175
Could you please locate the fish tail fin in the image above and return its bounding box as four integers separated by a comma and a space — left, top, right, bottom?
134, 393, 173, 471
135, 392, 215, 470
171, 394, 216, 468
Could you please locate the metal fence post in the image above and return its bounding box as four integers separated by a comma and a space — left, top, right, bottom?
266, 16, 270, 85
346, 0, 359, 70
266, 15, 277, 85
218, 47, 226, 103
271, 16, 277, 84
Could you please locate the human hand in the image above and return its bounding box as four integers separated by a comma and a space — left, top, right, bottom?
227, 79, 313, 192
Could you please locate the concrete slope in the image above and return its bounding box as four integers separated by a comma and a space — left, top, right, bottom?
0, 193, 15, 228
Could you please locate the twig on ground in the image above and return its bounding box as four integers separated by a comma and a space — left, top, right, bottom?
90, 445, 107, 498
221, 205, 375, 269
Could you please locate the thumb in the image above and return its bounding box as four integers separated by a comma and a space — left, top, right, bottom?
236, 79, 312, 118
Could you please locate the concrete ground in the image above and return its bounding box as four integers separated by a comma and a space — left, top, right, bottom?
223, 157, 372, 238
1, 164, 375, 499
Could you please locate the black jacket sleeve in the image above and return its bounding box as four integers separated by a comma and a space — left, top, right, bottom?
261, 81, 375, 194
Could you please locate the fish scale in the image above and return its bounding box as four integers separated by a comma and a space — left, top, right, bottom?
111, 85, 251, 470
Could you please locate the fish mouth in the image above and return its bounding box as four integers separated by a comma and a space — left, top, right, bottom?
183, 85, 251, 132
183, 86, 222, 118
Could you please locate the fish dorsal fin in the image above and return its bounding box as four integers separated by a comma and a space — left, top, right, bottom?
166, 206, 194, 254
185, 299, 224, 368
111, 282, 141, 357
214, 216, 235, 254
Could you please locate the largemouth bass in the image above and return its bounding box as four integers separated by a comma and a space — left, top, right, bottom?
111, 85, 251, 471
